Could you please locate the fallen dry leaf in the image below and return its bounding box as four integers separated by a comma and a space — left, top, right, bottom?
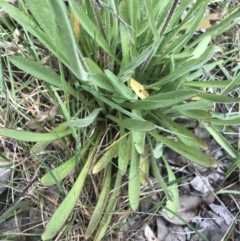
144, 225, 160, 241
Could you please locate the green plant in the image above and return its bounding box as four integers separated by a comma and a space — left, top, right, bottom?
0, 0, 240, 240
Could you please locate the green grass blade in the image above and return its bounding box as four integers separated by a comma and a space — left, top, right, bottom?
10, 57, 77, 98
166, 100, 213, 112
93, 170, 122, 241
209, 115, 240, 125
198, 92, 240, 103
177, 109, 212, 120
148, 47, 215, 88
128, 138, 140, 211
48, 0, 89, 80
189, 35, 211, 60
89, 73, 116, 92
30, 122, 69, 154
41, 156, 75, 186
119, 1, 131, 67
201, 122, 237, 158
68, 108, 102, 127
144, 0, 159, 41
107, 115, 155, 131
219, 155, 240, 186
154, 112, 208, 150
0, 126, 71, 142
85, 164, 112, 239
25, 0, 56, 41
121, 90, 198, 110
139, 149, 149, 185
184, 80, 232, 88
41, 130, 101, 240
187, 5, 240, 49
92, 143, 119, 174
41, 133, 95, 186
131, 110, 145, 154
149, 131, 218, 168
69, 0, 120, 65
148, 138, 169, 198
118, 127, 129, 175
0, 1, 68, 65
221, 73, 240, 95
119, 46, 154, 75
162, 156, 179, 219
105, 70, 136, 100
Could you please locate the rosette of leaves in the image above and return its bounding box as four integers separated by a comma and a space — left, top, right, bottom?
0, 0, 240, 240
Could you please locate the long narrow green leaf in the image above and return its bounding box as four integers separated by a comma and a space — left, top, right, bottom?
148, 47, 215, 88
177, 109, 212, 120
139, 149, 149, 185
0, 1, 68, 66
119, 46, 154, 76
105, 70, 136, 100
175, 0, 209, 53
68, 108, 102, 127
220, 155, 240, 186
121, 90, 198, 110
189, 35, 211, 60
129, 138, 140, 211
93, 170, 122, 241
0, 127, 71, 142
132, 130, 145, 154
118, 128, 129, 175
209, 116, 240, 125
25, 0, 56, 41
198, 92, 240, 103
149, 131, 218, 168
42, 131, 101, 240
201, 122, 237, 158
129, 0, 138, 41
161, 34, 190, 58
187, 5, 240, 49
162, 156, 179, 219
165, 100, 213, 113
155, 112, 208, 150
10, 57, 77, 98
69, 0, 120, 65
107, 115, 155, 131
30, 122, 69, 154
148, 138, 169, 197
85, 164, 111, 239
89, 73, 116, 92
221, 73, 240, 95
132, 110, 146, 154
92, 143, 118, 174
48, 0, 89, 80
144, 0, 159, 40
119, 1, 131, 67
40, 133, 95, 186
184, 80, 232, 88
41, 156, 75, 186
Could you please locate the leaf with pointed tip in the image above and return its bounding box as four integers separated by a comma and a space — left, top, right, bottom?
42, 137, 100, 240
68, 108, 102, 128
201, 122, 237, 158
92, 144, 118, 174
156, 112, 208, 150
163, 156, 179, 219
198, 92, 240, 103
85, 165, 111, 239
149, 132, 217, 168
178, 109, 212, 120
121, 90, 198, 110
